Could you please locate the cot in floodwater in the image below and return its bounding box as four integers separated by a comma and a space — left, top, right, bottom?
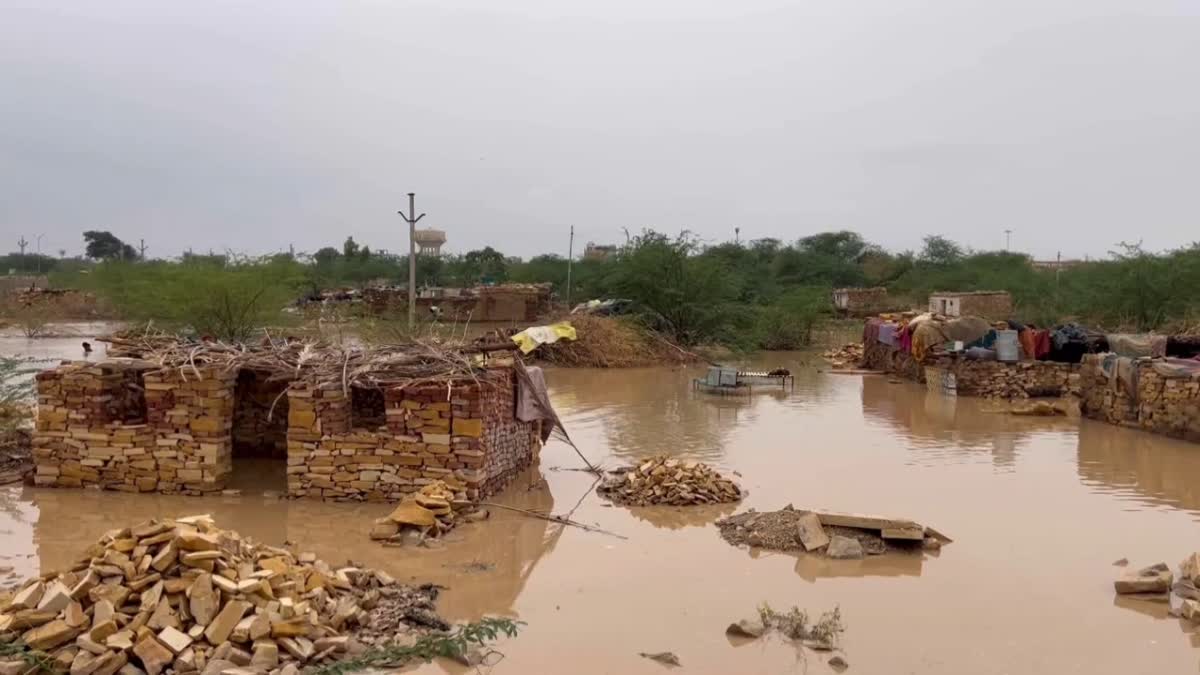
692, 366, 794, 396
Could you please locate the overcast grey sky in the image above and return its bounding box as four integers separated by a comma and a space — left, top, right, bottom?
3, 0, 1198, 260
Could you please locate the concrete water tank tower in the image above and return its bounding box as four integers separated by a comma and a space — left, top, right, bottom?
414, 228, 447, 256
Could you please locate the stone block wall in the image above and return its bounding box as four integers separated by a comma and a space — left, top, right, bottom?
285, 368, 539, 502
944, 359, 1079, 398
35, 360, 540, 501
33, 363, 236, 494
863, 343, 1079, 398
1080, 356, 1200, 441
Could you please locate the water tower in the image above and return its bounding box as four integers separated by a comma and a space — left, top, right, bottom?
414, 228, 447, 256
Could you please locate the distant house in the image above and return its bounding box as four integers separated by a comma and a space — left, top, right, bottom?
928, 291, 1012, 318
583, 243, 617, 261
831, 287, 889, 315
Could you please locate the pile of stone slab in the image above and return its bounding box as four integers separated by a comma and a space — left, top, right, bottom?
822, 344, 864, 370
1114, 553, 1200, 622
597, 457, 743, 507
369, 480, 480, 544
716, 506, 949, 558
0, 515, 443, 675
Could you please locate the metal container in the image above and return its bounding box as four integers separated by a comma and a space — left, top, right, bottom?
995, 329, 1020, 362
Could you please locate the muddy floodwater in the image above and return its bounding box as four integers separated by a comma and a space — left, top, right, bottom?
4, 345, 1200, 674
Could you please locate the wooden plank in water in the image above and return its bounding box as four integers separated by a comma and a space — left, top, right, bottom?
826, 369, 886, 376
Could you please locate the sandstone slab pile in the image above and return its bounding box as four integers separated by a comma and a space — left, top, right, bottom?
597, 457, 743, 506
0, 515, 443, 675
368, 480, 477, 543
822, 344, 864, 370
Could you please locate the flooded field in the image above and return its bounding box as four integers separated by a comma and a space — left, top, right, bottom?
3, 345, 1200, 673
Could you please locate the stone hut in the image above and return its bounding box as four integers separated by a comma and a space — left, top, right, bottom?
31, 340, 549, 501
832, 287, 889, 315
927, 291, 1012, 319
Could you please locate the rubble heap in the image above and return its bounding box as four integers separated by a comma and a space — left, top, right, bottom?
369, 480, 480, 543
716, 506, 948, 558
597, 457, 743, 506
0, 515, 443, 675
822, 344, 864, 370
1115, 553, 1200, 622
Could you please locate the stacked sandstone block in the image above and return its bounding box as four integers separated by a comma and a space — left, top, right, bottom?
286, 369, 538, 502
33, 362, 236, 494
1081, 356, 1200, 441
949, 360, 1080, 398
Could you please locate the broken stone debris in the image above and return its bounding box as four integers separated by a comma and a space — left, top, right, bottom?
1114, 563, 1173, 595
1114, 554, 1200, 629
823, 344, 864, 370
597, 456, 743, 507
369, 480, 477, 545
716, 506, 948, 557
825, 536, 865, 560
0, 515, 445, 675
638, 651, 681, 667
1009, 400, 1066, 416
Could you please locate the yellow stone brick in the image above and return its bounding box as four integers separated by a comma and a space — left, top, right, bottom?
451, 418, 484, 438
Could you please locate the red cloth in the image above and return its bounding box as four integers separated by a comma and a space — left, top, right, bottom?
1034, 330, 1052, 359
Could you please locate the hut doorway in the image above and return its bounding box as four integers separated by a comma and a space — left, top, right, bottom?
230, 369, 289, 492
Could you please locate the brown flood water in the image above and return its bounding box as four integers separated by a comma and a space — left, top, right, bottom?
4, 350, 1200, 673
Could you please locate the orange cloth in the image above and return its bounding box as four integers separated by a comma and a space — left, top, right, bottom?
1019, 328, 1038, 360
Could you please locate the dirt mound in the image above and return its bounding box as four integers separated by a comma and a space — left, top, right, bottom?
0, 515, 443, 675
822, 343, 864, 370
597, 456, 743, 506
716, 506, 937, 557
535, 315, 699, 368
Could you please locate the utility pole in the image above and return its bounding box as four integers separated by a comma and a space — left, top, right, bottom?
35, 234, 44, 274
397, 192, 425, 331
17, 236, 28, 257
566, 225, 574, 310
1004, 229, 1012, 251
138, 239, 148, 260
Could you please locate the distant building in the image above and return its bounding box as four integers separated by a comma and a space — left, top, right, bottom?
414, 228, 446, 256
1031, 259, 1083, 271
831, 287, 889, 315
583, 243, 617, 261
928, 291, 1013, 319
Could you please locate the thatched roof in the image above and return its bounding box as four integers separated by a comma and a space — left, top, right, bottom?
98, 330, 515, 391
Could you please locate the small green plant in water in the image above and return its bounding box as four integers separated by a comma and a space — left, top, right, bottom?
310, 617, 523, 675
757, 603, 845, 648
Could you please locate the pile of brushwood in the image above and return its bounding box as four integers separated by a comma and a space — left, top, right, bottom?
597, 456, 743, 506
0, 428, 31, 486
0, 515, 519, 675
533, 315, 699, 368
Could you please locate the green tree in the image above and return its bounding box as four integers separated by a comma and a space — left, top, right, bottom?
343, 237, 360, 258
919, 235, 963, 266
83, 231, 138, 261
